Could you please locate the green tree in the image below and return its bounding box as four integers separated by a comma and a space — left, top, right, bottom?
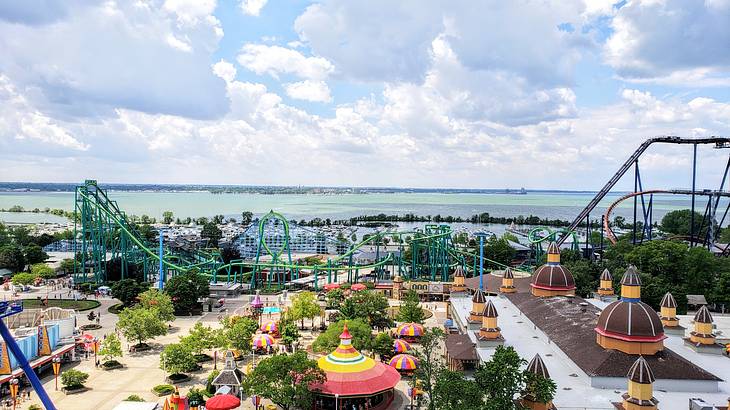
289, 291, 321, 329
372, 332, 394, 360
432, 369, 484, 410
138, 289, 175, 321
201, 221, 222, 247
712, 270, 730, 306
240, 211, 254, 225
280, 322, 300, 349
124, 395, 145, 402
159, 343, 197, 375
12, 272, 37, 286
312, 319, 373, 353
162, 211, 174, 224
61, 369, 89, 389
523, 371, 557, 405
397, 290, 425, 324
412, 328, 445, 410
111, 279, 150, 307
164, 271, 209, 314
58, 258, 75, 274
474, 345, 526, 410
23, 244, 48, 264
241, 352, 326, 410
30, 263, 55, 279
180, 322, 215, 356
99, 333, 123, 363
0, 245, 25, 272
339, 290, 391, 329
660, 209, 706, 237
117, 307, 167, 346
483, 237, 516, 267
225, 317, 259, 352
325, 288, 345, 309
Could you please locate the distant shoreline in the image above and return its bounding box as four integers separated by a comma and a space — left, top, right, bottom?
0, 182, 617, 196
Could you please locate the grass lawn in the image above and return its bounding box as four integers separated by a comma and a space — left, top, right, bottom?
21, 298, 101, 311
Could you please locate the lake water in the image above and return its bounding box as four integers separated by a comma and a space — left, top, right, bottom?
0, 191, 718, 225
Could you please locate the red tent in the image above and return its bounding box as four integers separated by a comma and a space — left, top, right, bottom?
350, 283, 367, 291
323, 283, 341, 291
205, 394, 241, 410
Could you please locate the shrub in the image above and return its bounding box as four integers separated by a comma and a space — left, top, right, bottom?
61, 369, 89, 389
124, 395, 145, 402
152, 384, 175, 396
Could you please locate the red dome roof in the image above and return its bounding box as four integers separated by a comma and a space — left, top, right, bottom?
596, 300, 665, 342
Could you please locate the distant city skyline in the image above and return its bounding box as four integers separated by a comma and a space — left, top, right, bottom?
0, 1, 729, 191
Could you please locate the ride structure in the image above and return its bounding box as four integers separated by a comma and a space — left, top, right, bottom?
555, 137, 730, 252
73, 181, 528, 289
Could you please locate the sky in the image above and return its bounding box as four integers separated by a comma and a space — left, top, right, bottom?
1, 0, 729, 190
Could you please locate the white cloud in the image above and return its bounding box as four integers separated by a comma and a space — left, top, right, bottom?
240, 0, 268, 17
0, 1, 227, 119
604, 0, 730, 86
237, 44, 334, 80
284, 80, 332, 103
163, 0, 217, 25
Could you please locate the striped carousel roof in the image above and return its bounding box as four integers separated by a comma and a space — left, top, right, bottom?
314, 323, 401, 397
600, 268, 612, 281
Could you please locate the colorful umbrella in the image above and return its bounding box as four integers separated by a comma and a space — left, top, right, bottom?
324, 283, 341, 291
259, 320, 278, 333
396, 323, 424, 337
252, 333, 276, 348
393, 339, 412, 353
350, 283, 367, 291
389, 354, 418, 370
205, 394, 241, 410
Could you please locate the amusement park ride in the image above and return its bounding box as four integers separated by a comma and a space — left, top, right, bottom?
71, 136, 730, 288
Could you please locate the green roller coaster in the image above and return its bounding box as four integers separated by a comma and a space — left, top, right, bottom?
73, 180, 531, 289
526, 226, 580, 260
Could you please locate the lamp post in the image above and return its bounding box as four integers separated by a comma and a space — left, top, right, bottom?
213, 349, 217, 370
9, 378, 18, 410
52, 356, 61, 390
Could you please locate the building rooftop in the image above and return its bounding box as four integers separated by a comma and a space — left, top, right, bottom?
507, 292, 718, 381
445, 333, 478, 361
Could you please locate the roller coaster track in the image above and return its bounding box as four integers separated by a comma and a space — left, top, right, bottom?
75, 181, 528, 286
557, 136, 730, 246
603, 189, 730, 244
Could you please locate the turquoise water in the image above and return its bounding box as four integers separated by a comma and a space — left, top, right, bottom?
0, 191, 714, 223
262, 307, 281, 314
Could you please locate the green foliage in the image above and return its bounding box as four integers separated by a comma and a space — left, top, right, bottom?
225, 316, 259, 352
524, 371, 557, 404
57, 258, 73, 274
280, 321, 300, 348
372, 332, 394, 359
61, 369, 89, 389
180, 322, 216, 355
11, 272, 37, 285
411, 328, 445, 410
325, 288, 345, 309
289, 291, 322, 329
138, 289, 175, 321
483, 237, 516, 267
474, 345, 527, 410
241, 351, 326, 410
338, 290, 392, 329
397, 290, 425, 324
152, 384, 175, 395
111, 279, 150, 306
117, 306, 167, 345
164, 271, 209, 314
713, 271, 730, 306
23, 244, 48, 264
240, 211, 254, 225
0, 245, 25, 272
30, 263, 55, 279
206, 370, 220, 394
201, 221, 222, 247
124, 395, 145, 402
160, 343, 197, 375
660, 209, 706, 237
312, 319, 373, 353
561, 259, 601, 298
162, 211, 174, 224
186, 387, 207, 403
99, 333, 123, 362
432, 369, 483, 410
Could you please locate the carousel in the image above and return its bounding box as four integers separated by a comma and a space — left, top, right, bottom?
311, 324, 401, 410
